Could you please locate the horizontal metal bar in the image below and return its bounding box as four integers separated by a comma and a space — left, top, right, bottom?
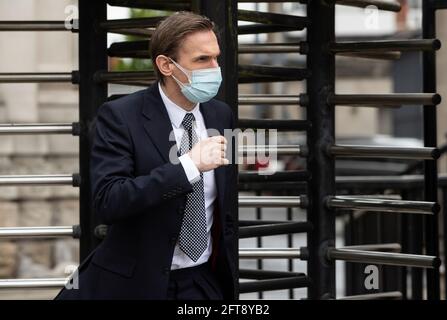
0, 123, 78, 135
100, 66, 309, 84
106, 0, 190, 11
107, 40, 150, 58
339, 194, 401, 199
238, 94, 303, 105
338, 291, 403, 300
108, 93, 305, 105
336, 174, 447, 189
239, 64, 309, 83
237, 9, 309, 30
239, 43, 303, 54
238, 170, 310, 183
340, 51, 399, 60
240, 174, 447, 191
0, 174, 80, 187
238, 119, 310, 131
341, 243, 402, 252
239, 276, 310, 293
331, 0, 401, 12
94, 70, 156, 83
0, 20, 77, 31
239, 248, 302, 259
0, 278, 68, 289
107, 40, 312, 58
239, 182, 305, 192
0, 274, 311, 291
0, 226, 79, 239
238, 145, 302, 156
239, 269, 305, 280
330, 145, 440, 160
327, 196, 439, 214
332, 39, 441, 54
107, 28, 153, 37
328, 93, 442, 107
239, 195, 303, 207
238, 220, 296, 226
338, 51, 402, 60
0, 72, 77, 83
238, 24, 298, 35
100, 17, 163, 31
239, 222, 312, 238
109, 41, 306, 57
327, 248, 440, 268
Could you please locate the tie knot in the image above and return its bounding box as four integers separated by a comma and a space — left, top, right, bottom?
181, 113, 195, 131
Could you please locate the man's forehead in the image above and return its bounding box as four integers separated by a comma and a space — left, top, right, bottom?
179, 31, 220, 56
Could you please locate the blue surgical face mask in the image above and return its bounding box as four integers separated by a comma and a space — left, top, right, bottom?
169, 58, 222, 104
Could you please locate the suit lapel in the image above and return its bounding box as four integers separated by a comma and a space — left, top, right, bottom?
141, 82, 178, 163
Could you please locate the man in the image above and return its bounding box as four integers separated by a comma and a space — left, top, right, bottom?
55, 11, 237, 300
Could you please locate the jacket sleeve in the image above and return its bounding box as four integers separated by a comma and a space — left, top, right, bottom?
90, 102, 193, 225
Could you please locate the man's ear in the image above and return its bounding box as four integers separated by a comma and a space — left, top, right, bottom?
155, 55, 173, 77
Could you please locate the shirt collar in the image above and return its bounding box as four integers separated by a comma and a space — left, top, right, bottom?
158, 82, 200, 129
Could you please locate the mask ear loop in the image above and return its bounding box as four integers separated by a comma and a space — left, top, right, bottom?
169, 57, 192, 84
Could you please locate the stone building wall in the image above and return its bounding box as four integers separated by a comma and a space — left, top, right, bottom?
0, 0, 79, 280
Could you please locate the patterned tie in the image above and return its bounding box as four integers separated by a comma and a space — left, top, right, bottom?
178, 113, 207, 262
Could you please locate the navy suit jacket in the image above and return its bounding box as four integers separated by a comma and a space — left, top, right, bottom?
55, 82, 238, 300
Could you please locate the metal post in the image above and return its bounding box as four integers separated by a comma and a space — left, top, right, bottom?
443, 188, 447, 299
287, 206, 294, 299
307, 0, 336, 299
256, 191, 263, 299
79, 0, 107, 260
422, 0, 440, 300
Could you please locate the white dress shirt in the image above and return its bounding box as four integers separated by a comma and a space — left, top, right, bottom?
158, 83, 217, 270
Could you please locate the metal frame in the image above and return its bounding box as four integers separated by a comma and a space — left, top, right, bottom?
78, 0, 108, 260
422, 0, 441, 300
306, 0, 336, 300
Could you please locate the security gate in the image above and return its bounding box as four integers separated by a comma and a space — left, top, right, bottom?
0, 0, 446, 300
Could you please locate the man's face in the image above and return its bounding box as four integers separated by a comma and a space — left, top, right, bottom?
172, 30, 221, 84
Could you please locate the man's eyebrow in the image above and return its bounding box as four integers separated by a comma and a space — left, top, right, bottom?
193, 52, 221, 60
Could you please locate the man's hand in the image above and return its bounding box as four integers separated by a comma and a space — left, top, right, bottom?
188, 135, 229, 172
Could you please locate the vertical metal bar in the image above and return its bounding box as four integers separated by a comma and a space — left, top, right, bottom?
287, 206, 294, 299
422, 0, 440, 300
443, 188, 447, 299
307, 0, 336, 299
193, 0, 239, 297
256, 190, 263, 299
79, 0, 107, 260
345, 210, 355, 296
400, 190, 408, 300
377, 213, 384, 293
411, 215, 424, 299
407, 189, 423, 299
409, 188, 423, 299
